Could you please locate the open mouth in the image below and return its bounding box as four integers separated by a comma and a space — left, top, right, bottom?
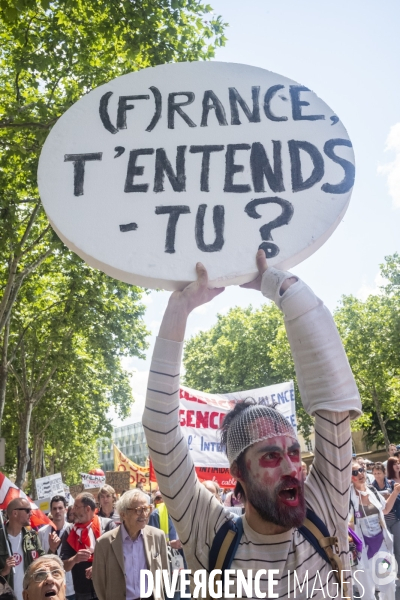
45, 591, 57, 597
278, 486, 299, 507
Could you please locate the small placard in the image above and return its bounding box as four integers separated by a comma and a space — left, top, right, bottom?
105, 471, 131, 494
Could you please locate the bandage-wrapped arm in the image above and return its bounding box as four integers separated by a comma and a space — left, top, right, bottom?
261, 267, 361, 418
262, 267, 361, 576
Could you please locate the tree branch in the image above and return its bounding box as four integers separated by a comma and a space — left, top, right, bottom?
16, 202, 42, 255
0, 119, 59, 130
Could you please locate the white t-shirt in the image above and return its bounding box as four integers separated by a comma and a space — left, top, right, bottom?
8, 532, 24, 600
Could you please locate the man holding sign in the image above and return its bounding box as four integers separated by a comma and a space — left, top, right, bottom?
143, 250, 362, 598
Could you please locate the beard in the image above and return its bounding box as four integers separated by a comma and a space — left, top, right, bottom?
243, 474, 306, 528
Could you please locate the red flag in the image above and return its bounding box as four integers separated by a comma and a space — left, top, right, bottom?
149, 458, 157, 483
0, 471, 54, 529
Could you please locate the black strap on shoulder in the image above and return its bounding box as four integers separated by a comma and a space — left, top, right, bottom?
209, 517, 243, 573
367, 484, 380, 501
210, 509, 332, 572
298, 508, 331, 565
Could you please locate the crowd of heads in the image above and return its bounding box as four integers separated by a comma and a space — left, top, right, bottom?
351, 445, 400, 488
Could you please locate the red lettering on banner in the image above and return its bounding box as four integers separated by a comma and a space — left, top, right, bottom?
209, 412, 219, 429
186, 410, 195, 427
179, 408, 227, 429
196, 411, 209, 428
180, 388, 207, 404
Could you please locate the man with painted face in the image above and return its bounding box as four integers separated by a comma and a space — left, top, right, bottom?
143, 250, 362, 598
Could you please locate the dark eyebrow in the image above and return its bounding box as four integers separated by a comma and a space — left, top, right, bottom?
288, 442, 301, 452
256, 442, 301, 455
256, 445, 281, 454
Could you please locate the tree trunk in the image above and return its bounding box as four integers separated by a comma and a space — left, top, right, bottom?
0, 320, 10, 434
15, 401, 33, 488
31, 435, 45, 499
371, 386, 390, 451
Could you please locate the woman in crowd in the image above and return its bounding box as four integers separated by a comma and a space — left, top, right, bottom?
66, 505, 75, 523
97, 484, 120, 523
372, 462, 400, 576
350, 460, 400, 599
387, 457, 400, 485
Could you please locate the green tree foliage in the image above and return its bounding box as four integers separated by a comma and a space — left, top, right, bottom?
0, 0, 226, 336
183, 304, 313, 439
0, 0, 227, 486
3, 252, 149, 488
334, 253, 400, 450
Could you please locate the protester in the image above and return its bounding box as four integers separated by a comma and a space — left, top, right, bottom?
387, 457, 400, 484
350, 460, 400, 599
223, 489, 243, 508
0, 499, 44, 600
0, 575, 17, 600
143, 252, 362, 597
301, 461, 308, 478
22, 555, 66, 600
60, 492, 115, 600
220, 488, 229, 503
357, 457, 374, 483
372, 462, 400, 576
96, 486, 119, 523
384, 444, 398, 468
134, 482, 150, 503
38, 496, 74, 600
148, 492, 181, 549
66, 508, 75, 525
92, 490, 168, 600
152, 491, 163, 507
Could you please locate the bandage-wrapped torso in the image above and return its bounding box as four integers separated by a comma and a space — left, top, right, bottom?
143, 269, 362, 599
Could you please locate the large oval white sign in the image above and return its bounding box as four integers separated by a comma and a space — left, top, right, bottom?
38, 62, 355, 290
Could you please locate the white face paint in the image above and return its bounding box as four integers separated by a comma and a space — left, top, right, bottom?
38, 62, 354, 290
236, 433, 305, 528
244, 434, 302, 505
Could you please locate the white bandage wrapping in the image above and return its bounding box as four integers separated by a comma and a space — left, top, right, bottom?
261, 268, 362, 419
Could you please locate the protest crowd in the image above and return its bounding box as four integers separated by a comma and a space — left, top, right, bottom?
1, 257, 400, 600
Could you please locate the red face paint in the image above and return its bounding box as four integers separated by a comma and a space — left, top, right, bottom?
245, 435, 302, 495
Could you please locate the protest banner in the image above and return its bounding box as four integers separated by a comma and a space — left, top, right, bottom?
38, 62, 354, 291
179, 381, 295, 487
35, 473, 64, 500
113, 445, 149, 488
81, 472, 106, 489
105, 471, 130, 494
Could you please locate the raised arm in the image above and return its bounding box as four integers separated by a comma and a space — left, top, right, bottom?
142, 264, 225, 548
246, 251, 362, 560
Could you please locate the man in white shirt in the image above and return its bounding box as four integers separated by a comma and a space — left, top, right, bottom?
0, 499, 44, 600
143, 251, 362, 599
38, 496, 75, 600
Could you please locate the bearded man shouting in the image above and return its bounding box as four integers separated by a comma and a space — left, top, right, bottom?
143, 250, 362, 599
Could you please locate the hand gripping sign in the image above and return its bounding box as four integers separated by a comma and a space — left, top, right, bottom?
38, 62, 355, 290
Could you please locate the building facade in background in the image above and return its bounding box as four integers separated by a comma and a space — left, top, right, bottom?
98, 421, 148, 471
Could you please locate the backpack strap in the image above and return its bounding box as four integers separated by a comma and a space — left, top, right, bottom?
300, 509, 350, 600
208, 516, 243, 599
367, 484, 381, 501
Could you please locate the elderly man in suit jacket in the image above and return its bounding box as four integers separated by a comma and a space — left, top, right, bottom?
92, 490, 168, 600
